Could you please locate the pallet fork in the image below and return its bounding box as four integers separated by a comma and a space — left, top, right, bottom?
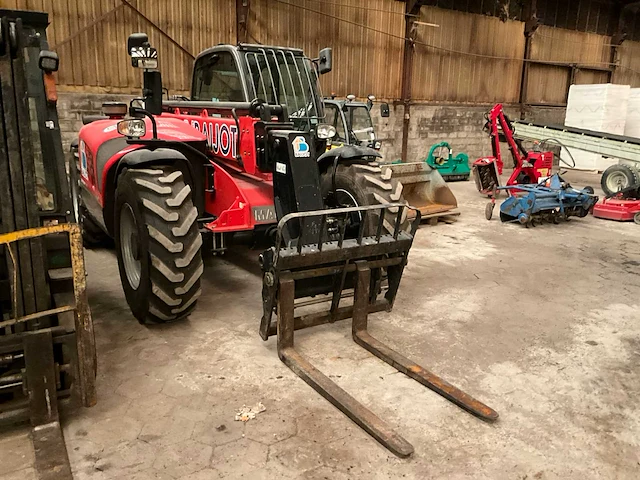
259, 204, 497, 457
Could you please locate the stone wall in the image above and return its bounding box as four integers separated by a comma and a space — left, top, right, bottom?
370, 103, 567, 164
56, 92, 566, 164
57, 93, 133, 151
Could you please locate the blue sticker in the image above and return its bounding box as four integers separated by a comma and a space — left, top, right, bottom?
292, 136, 310, 158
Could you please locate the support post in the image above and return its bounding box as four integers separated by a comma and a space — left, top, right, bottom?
609, 2, 630, 84
400, 1, 420, 163
518, 0, 538, 119
236, 0, 249, 44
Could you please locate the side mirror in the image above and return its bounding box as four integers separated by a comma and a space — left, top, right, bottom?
38, 50, 59, 72
127, 32, 148, 53
127, 32, 158, 69
380, 103, 390, 118
318, 47, 332, 75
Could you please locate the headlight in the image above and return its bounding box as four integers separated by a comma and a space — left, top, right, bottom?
117, 119, 146, 138
316, 124, 336, 140
374, 141, 381, 150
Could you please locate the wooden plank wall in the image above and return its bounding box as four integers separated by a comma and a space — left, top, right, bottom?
248, 0, 405, 101
526, 25, 612, 104
4, 0, 235, 93
411, 6, 524, 103
3, 0, 639, 103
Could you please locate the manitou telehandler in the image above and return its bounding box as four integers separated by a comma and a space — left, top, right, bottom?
75, 33, 497, 456
0, 9, 96, 479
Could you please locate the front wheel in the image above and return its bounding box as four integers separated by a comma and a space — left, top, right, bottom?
320, 162, 409, 236
114, 167, 203, 324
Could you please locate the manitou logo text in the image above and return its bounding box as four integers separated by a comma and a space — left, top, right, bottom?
185, 120, 238, 159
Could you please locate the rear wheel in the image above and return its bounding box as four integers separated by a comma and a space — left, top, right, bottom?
601, 164, 639, 197
320, 162, 409, 236
114, 167, 203, 324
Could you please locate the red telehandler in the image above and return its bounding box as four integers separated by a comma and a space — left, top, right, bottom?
74, 35, 412, 324
73, 33, 497, 456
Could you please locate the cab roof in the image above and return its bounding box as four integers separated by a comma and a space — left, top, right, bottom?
324, 98, 368, 109
195, 43, 306, 62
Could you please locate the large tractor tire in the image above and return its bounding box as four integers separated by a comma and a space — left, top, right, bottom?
320, 162, 409, 236
114, 167, 203, 324
601, 164, 639, 197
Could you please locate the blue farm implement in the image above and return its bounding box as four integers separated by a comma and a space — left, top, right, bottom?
485, 175, 598, 227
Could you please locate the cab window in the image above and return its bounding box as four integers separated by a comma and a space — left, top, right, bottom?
192, 52, 245, 102
324, 103, 346, 142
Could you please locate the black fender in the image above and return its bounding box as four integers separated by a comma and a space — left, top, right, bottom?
103, 147, 198, 236
316, 145, 382, 174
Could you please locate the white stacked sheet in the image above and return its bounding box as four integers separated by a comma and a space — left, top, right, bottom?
564, 84, 630, 170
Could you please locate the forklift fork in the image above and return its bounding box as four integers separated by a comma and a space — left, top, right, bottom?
260, 204, 498, 457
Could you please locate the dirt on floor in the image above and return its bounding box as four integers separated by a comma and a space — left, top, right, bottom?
3, 169, 639, 480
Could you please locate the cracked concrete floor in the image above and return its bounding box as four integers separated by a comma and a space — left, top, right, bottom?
2, 170, 639, 479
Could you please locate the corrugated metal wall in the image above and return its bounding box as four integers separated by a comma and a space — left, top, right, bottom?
4, 0, 235, 92
412, 6, 524, 103
248, 0, 405, 101
526, 25, 612, 105
614, 40, 640, 87
3, 0, 639, 102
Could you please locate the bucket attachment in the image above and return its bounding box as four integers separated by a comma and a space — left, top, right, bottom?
381, 163, 458, 217
259, 204, 498, 457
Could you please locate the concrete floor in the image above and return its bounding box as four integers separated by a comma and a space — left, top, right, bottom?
2, 170, 639, 479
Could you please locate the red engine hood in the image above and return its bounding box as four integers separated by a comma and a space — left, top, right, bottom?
79, 115, 207, 144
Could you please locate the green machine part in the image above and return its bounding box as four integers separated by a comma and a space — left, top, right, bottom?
425, 141, 470, 181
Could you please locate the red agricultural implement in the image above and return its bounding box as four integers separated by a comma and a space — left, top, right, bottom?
473, 103, 553, 195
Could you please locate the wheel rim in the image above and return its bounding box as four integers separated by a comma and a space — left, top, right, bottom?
120, 203, 142, 289
605, 171, 629, 193
335, 188, 363, 236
